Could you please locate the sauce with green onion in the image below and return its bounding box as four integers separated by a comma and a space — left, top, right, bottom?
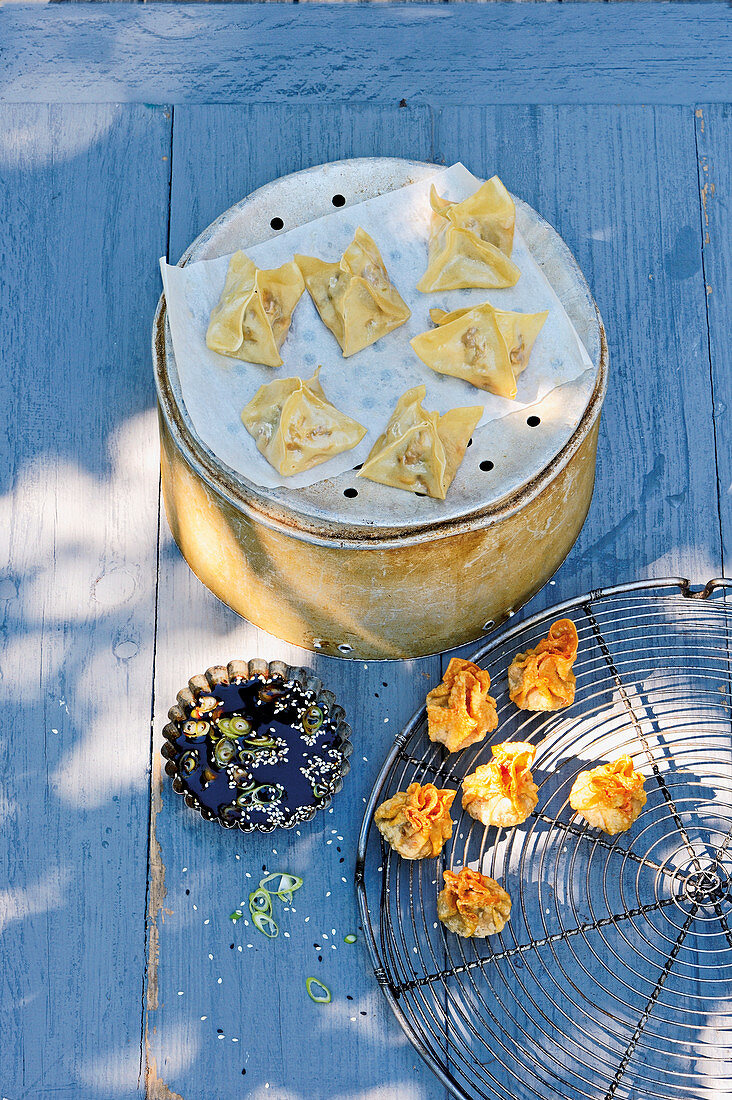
170, 677, 344, 829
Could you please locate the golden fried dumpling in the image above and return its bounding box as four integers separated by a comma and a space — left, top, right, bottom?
461, 742, 538, 828
426, 658, 498, 753
358, 386, 481, 500
206, 251, 305, 368
241, 367, 366, 477
437, 867, 511, 938
295, 228, 410, 357
417, 177, 520, 293
411, 303, 548, 400
374, 782, 455, 860
508, 618, 579, 711
569, 757, 647, 835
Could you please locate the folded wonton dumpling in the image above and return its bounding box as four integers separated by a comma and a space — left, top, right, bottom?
569, 756, 647, 835
411, 303, 548, 400
508, 618, 579, 711
358, 386, 481, 500
437, 867, 511, 938
426, 658, 498, 753
206, 251, 305, 368
417, 177, 521, 293
374, 782, 455, 860
241, 367, 366, 477
295, 228, 410, 357
461, 742, 539, 828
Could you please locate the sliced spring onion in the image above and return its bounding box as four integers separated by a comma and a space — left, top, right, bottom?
259, 873, 304, 901
305, 977, 331, 1004
252, 911, 279, 938
343, 933, 357, 944
249, 889, 272, 915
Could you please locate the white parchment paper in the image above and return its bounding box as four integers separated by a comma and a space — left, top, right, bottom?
160, 163, 593, 490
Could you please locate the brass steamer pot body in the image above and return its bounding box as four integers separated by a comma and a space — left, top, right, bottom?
154, 159, 607, 660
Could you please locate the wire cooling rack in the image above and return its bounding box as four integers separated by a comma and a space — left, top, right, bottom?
356, 578, 732, 1100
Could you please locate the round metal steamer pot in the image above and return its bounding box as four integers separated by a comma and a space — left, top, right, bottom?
153, 158, 607, 660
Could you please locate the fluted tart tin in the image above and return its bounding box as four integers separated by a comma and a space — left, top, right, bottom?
162, 659, 353, 833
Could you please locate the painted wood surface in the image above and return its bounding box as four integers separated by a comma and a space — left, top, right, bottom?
695, 104, 732, 572
0, 103, 172, 1098
0, 13, 730, 1099
1, 4, 731, 106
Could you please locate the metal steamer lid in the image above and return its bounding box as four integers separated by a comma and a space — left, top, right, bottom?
154, 158, 606, 547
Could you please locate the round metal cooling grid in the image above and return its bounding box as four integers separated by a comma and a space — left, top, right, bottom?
356, 578, 732, 1100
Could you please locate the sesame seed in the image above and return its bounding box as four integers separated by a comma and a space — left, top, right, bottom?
218, 977, 223, 984
204, 919, 210, 925
182, 867, 188, 873
177, 991, 184, 996
201, 1015, 207, 1021
208, 953, 214, 960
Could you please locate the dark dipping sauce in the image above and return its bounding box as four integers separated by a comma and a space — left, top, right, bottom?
170, 676, 344, 829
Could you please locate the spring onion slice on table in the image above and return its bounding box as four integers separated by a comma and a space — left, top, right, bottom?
252, 912, 279, 938
306, 977, 332, 1004
238, 870, 304, 938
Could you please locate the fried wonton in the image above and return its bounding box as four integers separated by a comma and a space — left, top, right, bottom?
437, 867, 511, 938
569, 756, 647, 835
417, 177, 521, 293
426, 658, 498, 753
241, 367, 366, 477
411, 303, 548, 400
508, 618, 579, 711
295, 228, 410, 357
358, 386, 481, 500
206, 251, 305, 368
374, 782, 455, 860
462, 742, 538, 828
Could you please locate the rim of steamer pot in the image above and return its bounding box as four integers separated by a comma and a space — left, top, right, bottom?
153, 157, 608, 552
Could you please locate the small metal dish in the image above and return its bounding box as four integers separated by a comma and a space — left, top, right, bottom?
161, 659, 353, 833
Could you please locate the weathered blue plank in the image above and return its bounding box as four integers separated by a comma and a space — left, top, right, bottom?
148, 104, 448, 1099
0, 104, 171, 1098
432, 104, 721, 611
695, 104, 732, 572
1, 4, 730, 106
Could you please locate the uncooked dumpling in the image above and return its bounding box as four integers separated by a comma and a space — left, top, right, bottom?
411, 303, 548, 400
206, 251, 305, 368
508, 618, 579, 711
295, 228, 410, 357
437, 867, 511, 938
374, 782, 455, 859
241, 367, 366, 477
417, 177, 520, 293
358, 386, 481, 500
426, 658, 498, 753
569, 757, 647, 835
461, 742, 538, 828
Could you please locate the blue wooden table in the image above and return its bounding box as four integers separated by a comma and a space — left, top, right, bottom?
1, 5, 730, 1098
